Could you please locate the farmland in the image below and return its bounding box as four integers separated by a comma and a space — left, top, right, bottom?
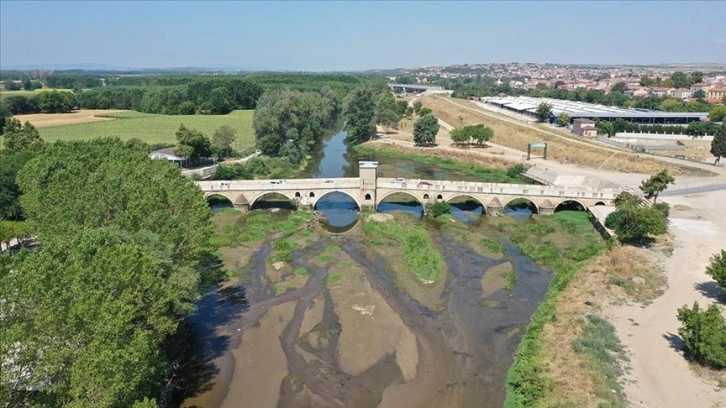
26, 110, 255, 147
0, 88, 71, 100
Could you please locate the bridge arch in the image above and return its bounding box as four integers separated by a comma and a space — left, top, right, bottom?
503, 197, 539, 214
376, 191, 424, 207
203, 191, 248, 206
445, 194, 486, 208
249, 191, 297, 210
554, 199, 587, 212
312, 190, 362, 209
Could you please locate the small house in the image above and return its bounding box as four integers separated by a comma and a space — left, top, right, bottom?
572, 118, 597, 138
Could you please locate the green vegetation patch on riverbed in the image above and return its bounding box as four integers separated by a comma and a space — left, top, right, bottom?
363, 214, 445, 283
503, 211, 608, 408
355, 144, 529, 184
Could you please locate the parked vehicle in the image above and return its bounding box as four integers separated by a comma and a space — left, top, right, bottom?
391, 178, 407, 184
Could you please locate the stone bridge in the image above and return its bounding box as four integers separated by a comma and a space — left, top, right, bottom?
197, 161, 619, 215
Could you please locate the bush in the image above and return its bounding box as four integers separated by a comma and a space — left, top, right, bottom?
677, 302, 726, 369
506, 163, 527, 179
429, 201, 452, 217
652, 202, 670, 218
605, 206, 667, 242
705, 250, 726, 292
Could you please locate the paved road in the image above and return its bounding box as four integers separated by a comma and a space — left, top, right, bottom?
660, 182, 726, 196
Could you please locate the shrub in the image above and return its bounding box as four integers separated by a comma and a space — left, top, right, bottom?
429, 201, 452, 217
705, 250, 726, 292
652, 202, 670, 218
677, 302, 726, 369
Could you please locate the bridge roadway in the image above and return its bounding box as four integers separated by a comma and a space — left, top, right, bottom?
197, 176, 619, 215
388, 83, 444, 92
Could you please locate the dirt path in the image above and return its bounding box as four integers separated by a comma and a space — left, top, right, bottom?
605, 191, 726, 407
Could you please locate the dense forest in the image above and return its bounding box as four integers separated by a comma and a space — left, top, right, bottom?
1, 72, 382, 117
0, 138, 214, 407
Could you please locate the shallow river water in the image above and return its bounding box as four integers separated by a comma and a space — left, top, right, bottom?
180, 130, 549, 407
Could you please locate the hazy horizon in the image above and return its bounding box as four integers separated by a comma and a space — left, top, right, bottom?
2, 1, 725, 71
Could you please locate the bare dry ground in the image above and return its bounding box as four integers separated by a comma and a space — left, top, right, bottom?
420, 96, 714, 177
14, 109, 125, 128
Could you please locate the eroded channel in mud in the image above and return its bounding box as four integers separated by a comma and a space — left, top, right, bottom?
180, 215, 551, 408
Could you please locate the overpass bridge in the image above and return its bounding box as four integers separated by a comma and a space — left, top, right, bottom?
197, 162, 619, 215
388, 83, 445, 93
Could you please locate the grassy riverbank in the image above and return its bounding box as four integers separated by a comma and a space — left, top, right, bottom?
355, 144, 530, 184
495, 211, 612, 407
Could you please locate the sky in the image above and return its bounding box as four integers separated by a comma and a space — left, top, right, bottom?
1, 1, 725, 71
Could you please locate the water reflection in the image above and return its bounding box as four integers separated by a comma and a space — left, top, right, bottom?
315, 192, 359, 231
378, 202, 424, 218
450, 201, 484, 224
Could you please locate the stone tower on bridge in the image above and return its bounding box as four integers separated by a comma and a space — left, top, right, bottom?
358, 161, 378, 210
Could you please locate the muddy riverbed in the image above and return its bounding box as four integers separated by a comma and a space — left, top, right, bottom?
179, 213, 551, 408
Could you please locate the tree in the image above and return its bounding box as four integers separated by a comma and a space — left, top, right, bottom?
343, 86, 377, 145
175, 124, 213, 164
535, 103, 552, 123
413, 100, 423, 114
705, 250, 726, 292
413, 114, 440, 146
610, 81, 627, 94
605, 206, 668, 242
670, 71, 690, 89
709, 105, 726, 122
418, 107, 433, 116
693, 89, 706, 99
677, 302, 726, 369
3, 138, 213, 406
640, 169, 675, 204
613, 191, 642, 209
0, 149, 35, 221
640, 76, 655, 87
212, 125, 237, 157
4, 81, 21, 91
691, 71, 704, 84
596, 120, 615, 137
1, 118, 43, 153
449, 124, 493, 145
711, 122, 726, 163
375, 92, 401, 132
21, 77, 32, 91
556, 113, 570, 127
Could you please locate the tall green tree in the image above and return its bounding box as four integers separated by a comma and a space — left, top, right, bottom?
690, 71, 704, 84
0, 149, 35, 221
174, 124, 213, 164
343, 86, 377, 145
3, 138, 212, 406
535, 103, 552, 123
375, 92, 401, 132
610, 82, 627, 94
413, 114, 440, 145
670, 71, 690, 89
709, 105, 726, 122
450, 124, 493, 145
705, 249, 726, 292
711, 122, 726, 163
212, 125, 237, 157
640, 169, 675, 204
1, 118, 43, 153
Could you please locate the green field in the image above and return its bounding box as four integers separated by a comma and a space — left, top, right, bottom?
36, 110, 256, 147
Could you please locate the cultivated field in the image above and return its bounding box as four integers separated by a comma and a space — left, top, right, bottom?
14, 110, 125, 128
421, 95, 714, 176
0, 88, 71, 100
28, 110, 256, 147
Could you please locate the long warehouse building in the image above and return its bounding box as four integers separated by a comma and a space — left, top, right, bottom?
479, 96, 708, 125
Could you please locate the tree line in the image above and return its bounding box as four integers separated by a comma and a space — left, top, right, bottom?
253, 87, 339, 165
0, 138, 214, 406
593, 118, 724, 137
3, 90, 77, 114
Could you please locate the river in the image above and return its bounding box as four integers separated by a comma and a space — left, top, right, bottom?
179, 129, 550, 407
